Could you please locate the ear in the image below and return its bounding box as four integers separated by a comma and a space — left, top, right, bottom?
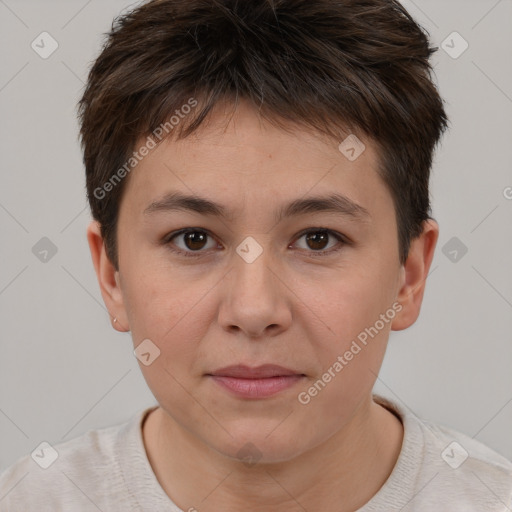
391, 219, 439, 331
86, 220, 130, 332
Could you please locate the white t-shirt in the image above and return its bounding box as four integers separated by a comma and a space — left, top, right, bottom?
1, 396, 511, 511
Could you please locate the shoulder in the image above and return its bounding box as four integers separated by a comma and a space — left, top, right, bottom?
420, 419, 512, 510
373, 395, 512, 511
416, 416, 512, 507
0, 408, 151, 511
423, 418, 512, 482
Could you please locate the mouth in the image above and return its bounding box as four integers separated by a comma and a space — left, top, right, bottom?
206, 364, 306, 399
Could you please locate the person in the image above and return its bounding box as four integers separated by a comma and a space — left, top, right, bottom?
1, 0, 511, 510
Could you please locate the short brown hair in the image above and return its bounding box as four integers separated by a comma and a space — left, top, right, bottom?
78, 0, 448, 270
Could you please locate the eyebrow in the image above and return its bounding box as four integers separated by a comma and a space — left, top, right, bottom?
143, 191, 371, 223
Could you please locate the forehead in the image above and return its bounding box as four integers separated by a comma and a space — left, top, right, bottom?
120, 102, 389, 223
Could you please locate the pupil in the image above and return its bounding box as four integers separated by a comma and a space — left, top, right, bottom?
307, 231, 328, 250
185, 232, 206, 250
183, 231, 329, 252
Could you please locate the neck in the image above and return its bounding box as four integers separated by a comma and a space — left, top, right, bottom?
142, 397, 403, 512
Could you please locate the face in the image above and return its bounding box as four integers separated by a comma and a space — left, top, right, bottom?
109, 101, 407, 462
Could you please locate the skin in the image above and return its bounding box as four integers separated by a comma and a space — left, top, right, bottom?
87, 100, 438, 512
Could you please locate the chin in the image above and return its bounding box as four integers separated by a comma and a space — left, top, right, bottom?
207, 423, 312, 465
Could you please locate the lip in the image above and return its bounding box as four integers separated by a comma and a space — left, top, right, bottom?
207, 364, 305, 399
209, 364, 302, 379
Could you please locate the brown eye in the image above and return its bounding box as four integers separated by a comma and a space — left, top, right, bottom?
293, 229, 346, 256
182, 231, 208, 250
164, 227, 347, 259
166, 229, 217, 257
305, 231, 330, 250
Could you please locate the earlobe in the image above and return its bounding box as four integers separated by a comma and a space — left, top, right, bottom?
391, 219, 439, 331
86, 220, 130, 332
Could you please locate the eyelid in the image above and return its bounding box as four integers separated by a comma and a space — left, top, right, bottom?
162, 227, 220, 258
163, 227, 349, 258
290, 228, 349, 257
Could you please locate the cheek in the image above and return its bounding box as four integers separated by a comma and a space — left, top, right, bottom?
298, 308, 392, 424
125, 272, 212, 412
306, 262, 397, 390
317, 264, 395, 339
120, 253, 204, 340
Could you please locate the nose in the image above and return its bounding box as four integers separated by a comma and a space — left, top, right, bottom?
217, 243, 292, 339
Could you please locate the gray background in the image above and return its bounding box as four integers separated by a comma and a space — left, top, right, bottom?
0, 0, 511, 474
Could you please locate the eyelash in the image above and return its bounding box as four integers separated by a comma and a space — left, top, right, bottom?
162, 228, 350, 259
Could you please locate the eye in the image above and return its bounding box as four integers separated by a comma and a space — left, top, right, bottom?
164, 229, 219, 257
291, 228, 347, 256
163, 227, 348, 258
